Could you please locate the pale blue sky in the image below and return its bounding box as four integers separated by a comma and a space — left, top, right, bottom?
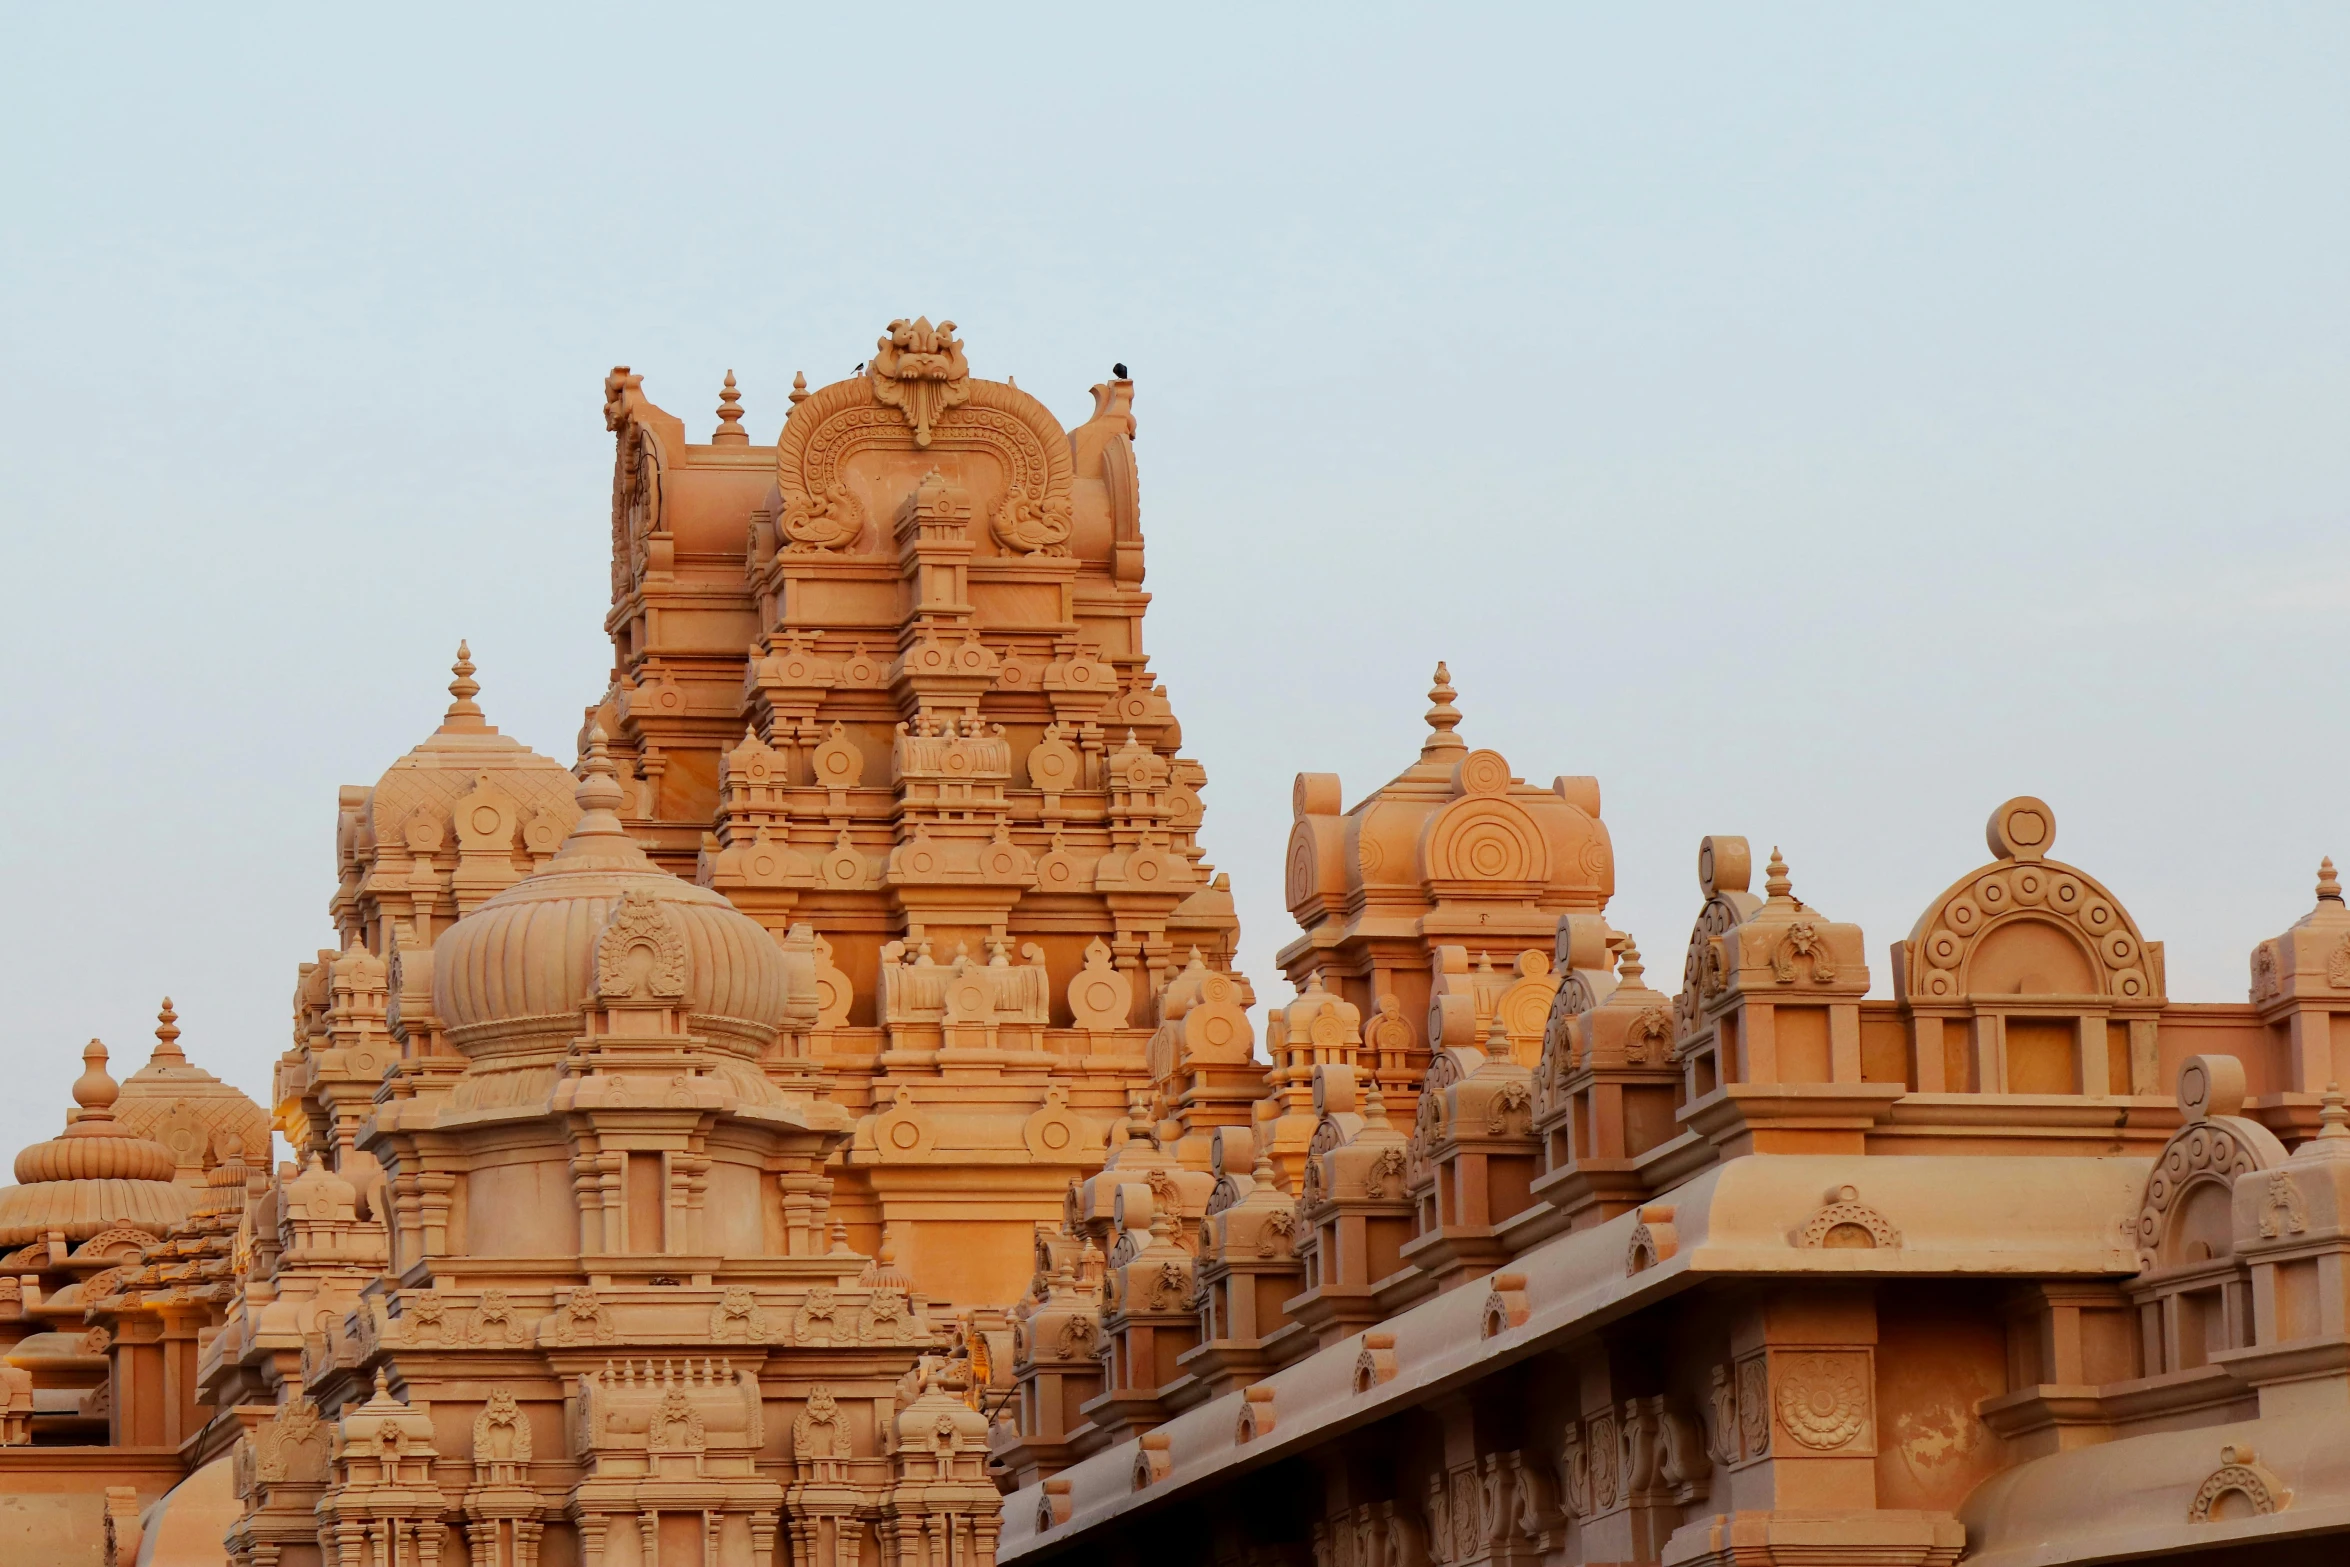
3, 6, 2346, 1157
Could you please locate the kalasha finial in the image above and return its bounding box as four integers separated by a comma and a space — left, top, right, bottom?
152, 997, 185, 1065
1363, 1075, 1391, 1126
443, 640, 484, 726
72, 1040, 118, 1116
2320, 858, 2342, 905
1765, 847, 1793, 903
788, 370, 809, 405
2321, 1083, 2350, 1140
712, 370, 747, 444
1422, 661, 1463, 753
1617, 940, 1645, 987
574, 724, 627, 817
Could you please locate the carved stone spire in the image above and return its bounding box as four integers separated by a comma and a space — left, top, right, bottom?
1765, 847, 1793, 905
1420, 661, 1464, 758
2319, 857, 2342, 906
546, 726, 654, 873
150, 998, 185, 1066
1616, 940, 1645, 989
441, 641, 487, 732
712, 370, 747, 445
788, 369, 810, 406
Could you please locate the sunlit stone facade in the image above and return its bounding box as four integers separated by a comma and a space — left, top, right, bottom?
2, 322, 2346, 1567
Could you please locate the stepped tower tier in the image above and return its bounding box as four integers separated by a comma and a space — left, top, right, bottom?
591, 325, 1248, 1308
1270, 662, 1614, 1173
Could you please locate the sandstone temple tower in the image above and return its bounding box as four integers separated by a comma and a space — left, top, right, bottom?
593, 322, 1242, 1306
9, 317, 2350, 1567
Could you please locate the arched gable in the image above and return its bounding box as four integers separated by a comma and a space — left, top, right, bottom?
1901, 796, 2163, 1005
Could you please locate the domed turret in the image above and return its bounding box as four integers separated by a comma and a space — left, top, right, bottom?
344, 645, 585, 947
112, 998, 272, 1186
432, 729, 793, 1059
0, 1042, 192, 1246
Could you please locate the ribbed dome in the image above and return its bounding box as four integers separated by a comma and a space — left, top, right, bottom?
0, 1042, 191, 1246
432, 729, 791, 1056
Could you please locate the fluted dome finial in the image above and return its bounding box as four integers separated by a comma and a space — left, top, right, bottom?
577, 725, 626, 811
73, 1040, 118, 1117
539, 726, 654, 873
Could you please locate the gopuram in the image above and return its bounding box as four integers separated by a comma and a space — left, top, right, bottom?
1, 321, 2346, 1567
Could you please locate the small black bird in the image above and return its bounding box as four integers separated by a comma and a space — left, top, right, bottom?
853, 362, 865, 375
1112, 362, 1128, 379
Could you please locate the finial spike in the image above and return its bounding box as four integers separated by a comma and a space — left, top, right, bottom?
573, 724, 627, 818
712, 369, 748, 444
442, 641, 485, 728
1422, 661, 1463, 754
2320, 857, 2342, 906
1363, 1075, 1391, 1126
152, 997, 185, 1065
1617, 940, 1645, 987
1765, 847, 1793, 903
788, 370, 810, 405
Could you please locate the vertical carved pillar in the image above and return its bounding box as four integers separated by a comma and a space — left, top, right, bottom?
601, 1153, 627, 1254
418, 1173, 457, 1257
1718, 1287, 1879, 1517
570, 1154, 603, 1257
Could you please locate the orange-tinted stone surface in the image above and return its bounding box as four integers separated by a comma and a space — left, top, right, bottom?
3, 323, 2347, 1566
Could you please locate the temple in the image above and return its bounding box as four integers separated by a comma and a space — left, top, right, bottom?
3, 320, 2348, 1567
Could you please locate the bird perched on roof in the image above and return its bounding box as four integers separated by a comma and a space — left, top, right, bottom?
853, 362, 865, 375
1112, 362, 1128, 379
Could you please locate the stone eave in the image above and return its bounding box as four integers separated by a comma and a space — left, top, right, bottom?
1000, 1152, 2149, 1560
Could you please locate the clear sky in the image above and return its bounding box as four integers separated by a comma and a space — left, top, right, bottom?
2, 7, 2346, 1161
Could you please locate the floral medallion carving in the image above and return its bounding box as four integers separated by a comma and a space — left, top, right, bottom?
1773, 1351, 1870, 1451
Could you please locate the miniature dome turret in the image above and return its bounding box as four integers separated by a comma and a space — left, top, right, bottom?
0, 1041, 192, 1245
358, 644, 585, 930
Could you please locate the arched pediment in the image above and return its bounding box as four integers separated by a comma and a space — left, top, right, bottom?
1286, 773, 1349, 921
2135, 1055, 2288, 1271
1901, 797, 2164, 1005
773, 328, 1075, 558
1675, 835, 1761, 1042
